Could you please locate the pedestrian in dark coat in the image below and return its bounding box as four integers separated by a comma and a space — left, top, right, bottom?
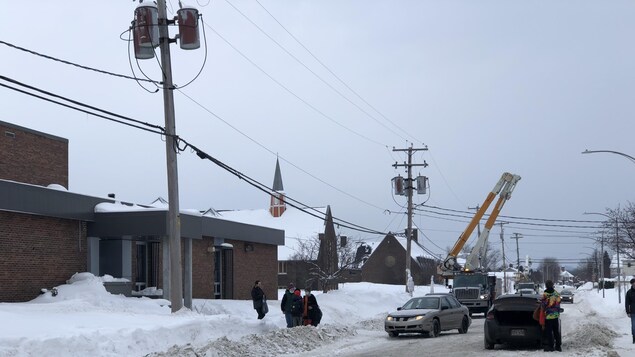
540, 280, 562, 352
251, 280, 266, 320
303, 288, 322, 327
625, 278, 635, 343
280, 282, 295, 328
291, 288, 303, 327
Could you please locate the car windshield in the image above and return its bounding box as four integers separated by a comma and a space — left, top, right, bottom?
561, 290, 572, 295
402, 297, 439, 310
453, 274, 487, 288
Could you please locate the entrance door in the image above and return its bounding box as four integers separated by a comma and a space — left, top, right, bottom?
214, 248, 233, 299
135, 241, 160, 290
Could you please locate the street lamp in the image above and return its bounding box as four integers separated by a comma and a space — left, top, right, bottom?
584, 212, 620, 303
582, 149, 635, 164
582, 149, 635, 303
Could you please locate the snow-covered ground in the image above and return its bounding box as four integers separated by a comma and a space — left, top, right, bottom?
0, 274, 633, 356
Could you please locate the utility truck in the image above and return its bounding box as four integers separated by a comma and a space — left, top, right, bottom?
438, 172, 521, 314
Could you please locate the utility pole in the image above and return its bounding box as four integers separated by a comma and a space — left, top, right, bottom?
601, 233, 605, 298
499, 222, 509, 294
392, 144, 428, 292
616, 216, 622, 304
468, 205, 482, 268
499, 221, 509, 293
511, 233, 522, 280
157, 0, 183, 312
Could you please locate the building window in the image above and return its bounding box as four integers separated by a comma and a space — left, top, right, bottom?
278, 261, 287, 274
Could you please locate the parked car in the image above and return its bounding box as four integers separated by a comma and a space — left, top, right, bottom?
484, 294, 543, 349
385, 293, 471, 338
560, 289, 574, 303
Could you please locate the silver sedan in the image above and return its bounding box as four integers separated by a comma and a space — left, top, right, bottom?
385, 294, 471, 338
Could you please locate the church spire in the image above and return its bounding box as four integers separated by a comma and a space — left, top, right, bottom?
270, 158, 286, 217
272, 157, 284, 191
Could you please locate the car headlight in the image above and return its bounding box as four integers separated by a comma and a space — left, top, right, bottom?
386, 316, 394, 321
414, 315, 425, 320
479, 294, 489, 300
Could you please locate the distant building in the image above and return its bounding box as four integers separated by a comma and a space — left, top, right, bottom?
361, 233, 438, 285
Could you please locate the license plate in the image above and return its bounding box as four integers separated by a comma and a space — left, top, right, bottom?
510, 329, 525, 336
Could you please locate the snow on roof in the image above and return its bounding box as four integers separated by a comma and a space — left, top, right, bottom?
220, 206, 327, 260
561, 270, 574, 278
94, 202, 202, 217
394, 236, 436, 260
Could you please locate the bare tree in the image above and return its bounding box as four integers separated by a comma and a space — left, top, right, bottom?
288, 236, 319, 261
539, 257, 561, 283
604, 203, 635, 260
290, 233, 362, 292
572, 255, 596, 282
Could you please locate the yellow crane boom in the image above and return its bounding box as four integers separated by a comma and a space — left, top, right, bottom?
439, 172, 521, 276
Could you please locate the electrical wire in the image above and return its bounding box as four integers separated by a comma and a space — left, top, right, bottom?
175, 88, 388, 211
202, 22, 387, 147
0, 74, 391, 236
414, 206, 603, 229
125, 26, 161, 93
422, 204, 604, 224
0, 39, 159, 84
253, 0, 420, 144
225, 0, 408, 142
0, 75, 165, 135
179, 138, 389, 236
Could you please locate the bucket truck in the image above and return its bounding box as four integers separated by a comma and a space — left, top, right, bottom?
438, 172, 521, 314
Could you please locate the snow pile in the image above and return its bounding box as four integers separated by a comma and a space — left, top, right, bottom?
560, 287, 624, 356
564, 321, 617, 349
149, 325, 356, 357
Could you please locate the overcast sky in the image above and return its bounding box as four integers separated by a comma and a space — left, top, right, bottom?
2, 1, 634, 269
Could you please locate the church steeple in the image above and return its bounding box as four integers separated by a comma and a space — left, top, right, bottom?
270, 158, 286, 217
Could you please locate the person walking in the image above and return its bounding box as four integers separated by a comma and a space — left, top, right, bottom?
291, 288, 304, 327
540, 280, 562, 352
303, 288, 322, 327
625, 278, 635, 343
251, 280, 267, 320
280, 282, 295, 328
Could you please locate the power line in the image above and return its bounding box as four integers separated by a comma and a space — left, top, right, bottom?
414, 207, 603, 229
1, 74, 389, 236
0, 75, 165, 135
0, 39, 159, 84
254, 0, 421, 145
225, 0, 409, 142
422, 204, 603, 224
175, 88, 388, 212
180, 138, 388, 236
202, 21, 387, 147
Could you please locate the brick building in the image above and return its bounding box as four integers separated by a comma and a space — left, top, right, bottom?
0, 120, 283, 302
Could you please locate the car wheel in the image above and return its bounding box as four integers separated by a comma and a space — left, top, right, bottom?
430, 319, 440, 338
484, 336, 494, 350
388, 331, 399, 337
458, 316, 469, 334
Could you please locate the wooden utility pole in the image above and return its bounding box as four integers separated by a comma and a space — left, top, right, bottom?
392, 144, 427, 292
499, 222, 509, 293
157, 0, 183, 312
